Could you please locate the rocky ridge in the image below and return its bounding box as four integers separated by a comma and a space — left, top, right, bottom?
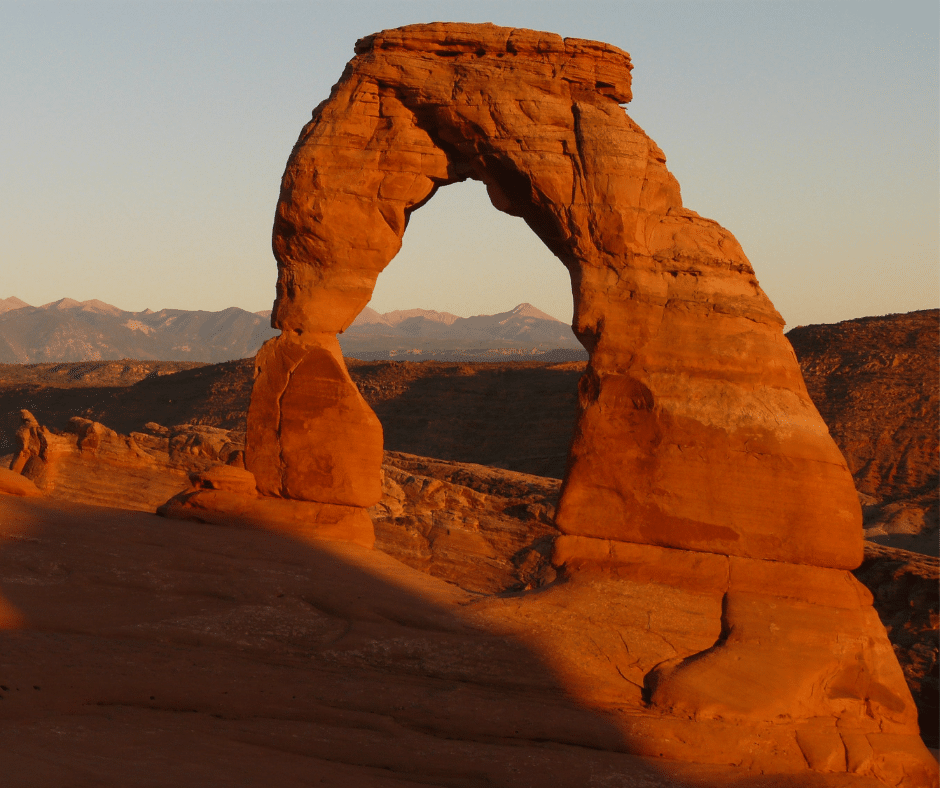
788, 309, 938, 554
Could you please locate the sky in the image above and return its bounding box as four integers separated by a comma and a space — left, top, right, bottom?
1, 1, 937, 328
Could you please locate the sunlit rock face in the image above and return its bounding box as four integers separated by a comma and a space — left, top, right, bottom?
249, 22, 860, 568
238, 23, 936, 782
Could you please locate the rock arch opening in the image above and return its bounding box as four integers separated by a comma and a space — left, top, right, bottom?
360, 177, 574, 332
340, 177, 583, 481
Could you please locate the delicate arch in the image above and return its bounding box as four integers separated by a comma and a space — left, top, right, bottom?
246, 22, 862, 569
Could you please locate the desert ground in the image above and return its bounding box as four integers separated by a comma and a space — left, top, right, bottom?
0, 310, 936, 787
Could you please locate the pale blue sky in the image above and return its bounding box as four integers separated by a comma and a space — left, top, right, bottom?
1, 1, 937, 326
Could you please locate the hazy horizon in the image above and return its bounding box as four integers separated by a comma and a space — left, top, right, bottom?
0, 294, 567, 322
2, 2, 937, 328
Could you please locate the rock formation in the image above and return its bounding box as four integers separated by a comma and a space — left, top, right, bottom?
0, 467, 41, 497
788, 309, 939, 555
7, 410, 243, 511
370, 451, 561, 594
1, 411, 937, 782
5, 492, 919, 788
854, 543, 939, 750
224, 22, 934, 782
249, 22, 861, 568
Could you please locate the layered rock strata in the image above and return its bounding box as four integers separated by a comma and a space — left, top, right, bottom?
7, 410, 243, 511
231, 22, 936, 781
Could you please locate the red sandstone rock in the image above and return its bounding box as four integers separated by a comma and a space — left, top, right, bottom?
370, 451, 560, 593
159, 488, 375, 550
7, 411, 243, 511
2, 22, 924, 783
0, 468, 40, 497
1, 494, 930, 787
0, 414, 935, 782
227, 22, 932, 781
249, 22, 861, 570
247, 334, 382, 506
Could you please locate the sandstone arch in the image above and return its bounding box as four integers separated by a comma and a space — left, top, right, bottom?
205, 23, 940, 781
246, 22, 862, 569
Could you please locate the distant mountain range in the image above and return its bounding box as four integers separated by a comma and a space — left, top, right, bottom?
341, 303, 585, 360
0, 298, 586, 363
0, 298, 278, 364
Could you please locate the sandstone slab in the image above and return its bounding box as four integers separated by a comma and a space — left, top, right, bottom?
0, 494, 922, 787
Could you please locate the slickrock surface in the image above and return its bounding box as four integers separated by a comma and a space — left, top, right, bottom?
788, 310, 939, 555
2, 415, 938, 779
0, 495, 910, 788
251, 21, 862, 570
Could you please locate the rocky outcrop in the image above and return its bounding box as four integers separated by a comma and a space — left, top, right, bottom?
1, 410, 936, 781
0, 468, 41, 497
370, 452, 561, 594
7, 410, 244, 511
789, 309, 939, 555
5, 493, 920, 788
853, 543, 939, 749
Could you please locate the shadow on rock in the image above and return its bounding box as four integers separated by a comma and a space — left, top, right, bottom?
0, 495, 891, 788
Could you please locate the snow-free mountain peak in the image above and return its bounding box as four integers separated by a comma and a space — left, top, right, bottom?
40, 297, 84, 311
0, 296, 31, 314
505, 302, 561, 322
0, 298, 583, 363
37, 298, 124, 316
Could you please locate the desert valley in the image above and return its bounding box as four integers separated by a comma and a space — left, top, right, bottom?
0, 19, 937, 788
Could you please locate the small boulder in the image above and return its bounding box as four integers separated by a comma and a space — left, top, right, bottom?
0, 468, 42, 497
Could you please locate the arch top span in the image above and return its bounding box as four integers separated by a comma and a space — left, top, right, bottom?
353, 22, 634, 104
270, 22, 659, 344
249, 22, 863, 574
